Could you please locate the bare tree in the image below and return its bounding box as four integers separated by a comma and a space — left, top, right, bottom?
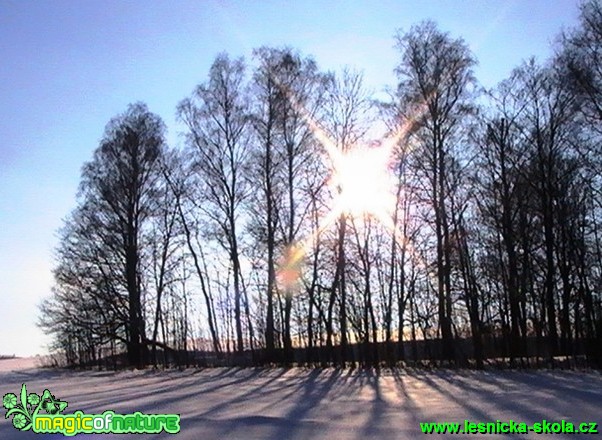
517, 60, 579, 359
80, 103, 166, 368
394, 20, 477, 362
559, 0, 602, 131
474, 75, 532, 365
247, 47, 291, 359
178, 54, 251, 353
320, 68, 373, 365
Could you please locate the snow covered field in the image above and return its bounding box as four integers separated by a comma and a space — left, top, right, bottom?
1, 358, 600, 439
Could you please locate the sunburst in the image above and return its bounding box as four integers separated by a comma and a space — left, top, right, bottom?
274, 85, 427, 290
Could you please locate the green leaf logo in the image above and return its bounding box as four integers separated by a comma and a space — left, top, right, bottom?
2, 393, 17, 410
3, 384, 67, 432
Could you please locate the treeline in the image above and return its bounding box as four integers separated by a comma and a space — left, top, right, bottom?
39, 2, 602, 369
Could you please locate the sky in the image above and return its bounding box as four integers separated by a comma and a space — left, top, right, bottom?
0, 0, 582, 357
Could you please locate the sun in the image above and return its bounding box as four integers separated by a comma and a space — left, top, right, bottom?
272, 82, 427, 289
277, 142, 399, 290
329, 143, 396, 221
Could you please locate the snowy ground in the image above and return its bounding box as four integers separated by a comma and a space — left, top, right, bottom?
0, 358, 600, 439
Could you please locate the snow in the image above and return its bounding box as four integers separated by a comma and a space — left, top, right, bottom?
0, 356, 41, 373
0, 360, 600, 439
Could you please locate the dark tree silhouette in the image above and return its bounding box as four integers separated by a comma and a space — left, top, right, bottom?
40, 12, 602, 369
394, 20, 477, 362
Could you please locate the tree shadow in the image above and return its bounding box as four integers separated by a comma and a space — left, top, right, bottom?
1, 368, 600, 439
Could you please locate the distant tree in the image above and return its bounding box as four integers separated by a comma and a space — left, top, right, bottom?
322, 68, 373, 366
40, 18, 602, 370
274, 50, 328, 364
248, 47, 286, 358
79, 103, 166, 367
517, 60, 579, 358
559, 0, 602, 131
146, 150, 189, 366
39, 204, 127, 367
247, 47, 329, 363
557, 0, 602, 366
474, 75, 531, 365
163, 149, 222, 355
394, 20, 477, 362
40, 103, 167, 368
178, 54, 252, 354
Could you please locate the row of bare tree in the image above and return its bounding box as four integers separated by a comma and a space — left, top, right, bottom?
40, 2, 602, 369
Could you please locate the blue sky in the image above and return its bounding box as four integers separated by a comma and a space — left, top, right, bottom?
0, 0, 581, 356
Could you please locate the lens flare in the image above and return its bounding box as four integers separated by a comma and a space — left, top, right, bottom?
271, 78, 431, 288
277, 244, 305, 291
329, 142, 396, 220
